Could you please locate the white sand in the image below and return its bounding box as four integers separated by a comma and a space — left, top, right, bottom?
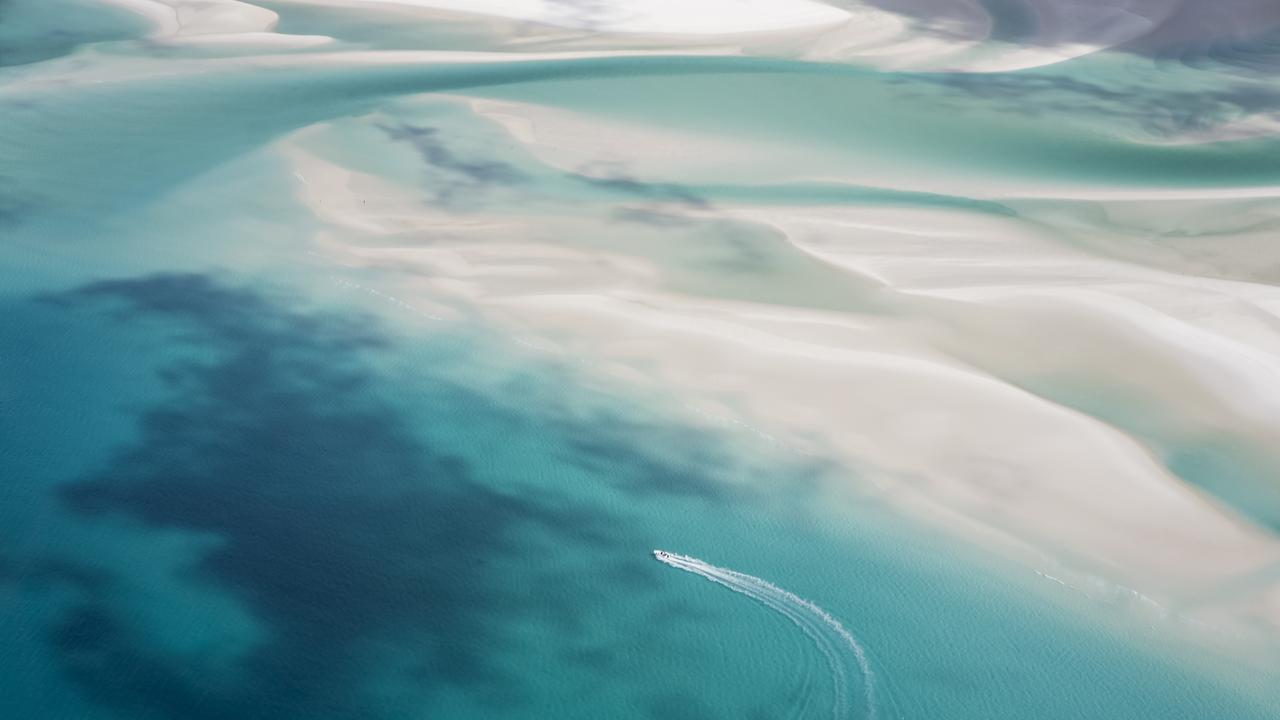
279, 0, 851, 34
268, 93, 1280, 658
101, 0, 1280, 74
97, 0, 1096, 72
103, 0, 278, 36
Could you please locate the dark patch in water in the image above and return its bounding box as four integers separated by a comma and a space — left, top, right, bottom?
40, 273, 623, 718
900, 72, 1280, 140
570, 162, 711, 210
378, 122, 527, 206
566, 428, 730, 501
609, 206, 700, 227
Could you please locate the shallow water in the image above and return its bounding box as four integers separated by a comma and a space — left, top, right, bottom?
4, 2, 1280, 719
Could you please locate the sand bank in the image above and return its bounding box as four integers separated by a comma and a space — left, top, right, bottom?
266, 90, 1280, 657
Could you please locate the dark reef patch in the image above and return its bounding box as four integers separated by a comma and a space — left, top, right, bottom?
378, 122, 528, 206
569, 162, 711, 210
39, 273, 626, 718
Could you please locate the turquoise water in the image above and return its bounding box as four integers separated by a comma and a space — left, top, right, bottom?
4, 2, 1280, 719
0, 0, 148, 67
3, 271, 1275, 720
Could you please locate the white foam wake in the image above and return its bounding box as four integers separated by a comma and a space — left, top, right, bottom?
653, 550, 877, 720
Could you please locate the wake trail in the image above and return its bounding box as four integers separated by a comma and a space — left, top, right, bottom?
653, 550, 877, 720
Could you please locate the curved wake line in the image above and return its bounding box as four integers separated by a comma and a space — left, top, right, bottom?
653, 550, 876, 720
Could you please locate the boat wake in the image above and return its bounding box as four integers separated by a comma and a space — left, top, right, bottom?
653, 550, 877, 720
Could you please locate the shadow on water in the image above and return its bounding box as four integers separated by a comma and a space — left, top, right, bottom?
898, 71, 1280, 139
377, 122, 529, 207
32, 272, 650, 719
568, 161, 712, 211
